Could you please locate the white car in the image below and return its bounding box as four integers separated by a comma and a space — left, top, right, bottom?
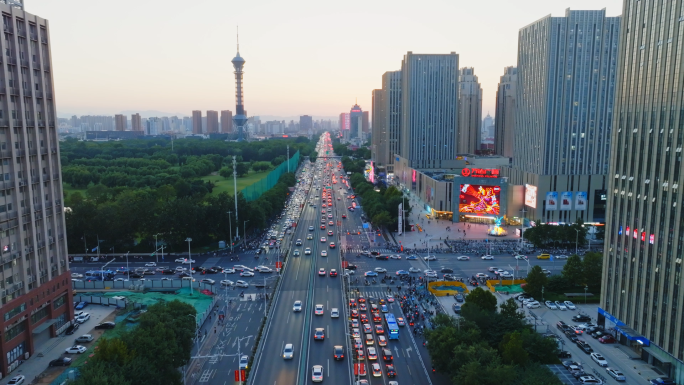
174, 258, 186, 263
321, 250, 328, 257
65, 345, 87, 354
200, 279, 215, 285
457, 256, 470, 261
239, 355, 249, 369
7, 375, 25, 385
545, 301, 558, 310
312, 365, 324, 382
223, 268, 236, 274
374, 267, 387, 273
161, 277, 173, 281
305, 248, 312, 255
389, 255, 402, 260
481, 255, 494, 260
408, 267, 421, 273
220, 280, 234, 287
555, 255, 569, 259
235, 280, 249, 288
423, 255, 437, 261
145, 262, 156, 267
605, 367, 626, 381
114, 278, 128, 282
293, 301, 302, 312
500, 272, 513, 279
175, 266, 187, 272
240, 271, 254, 277
296, 239, 302, 246
331, 308, 339, 318
590, 353, 608, 367
283, 343, 294, 359
293, 249, 301, 256
71, 273, 83, 279
526, 301, 541, 309
181, 259, 196, 264
75, 313, 90, 323
257, 266, 273, 273
564, 300, 577, 310
514, 255, 528, 260
555, 301, 567, 310
315, 304, 324, 315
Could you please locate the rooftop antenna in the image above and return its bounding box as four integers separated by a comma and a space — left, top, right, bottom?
237, 26, 240, 53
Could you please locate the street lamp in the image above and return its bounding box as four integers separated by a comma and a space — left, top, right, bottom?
154, 233, 161, 264
584, 285, 588, 304
243, 220, 250, 251
574, 228, 580, 256
227, 211, 233, 253
125, 251, 130, 280
186, 238, 193, 295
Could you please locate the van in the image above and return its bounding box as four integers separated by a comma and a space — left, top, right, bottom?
536, 254, 551, 260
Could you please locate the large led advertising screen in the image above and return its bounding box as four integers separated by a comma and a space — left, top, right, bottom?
458, 184, 501, 215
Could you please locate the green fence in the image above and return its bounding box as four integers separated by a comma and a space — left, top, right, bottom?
242, 151, 300, 201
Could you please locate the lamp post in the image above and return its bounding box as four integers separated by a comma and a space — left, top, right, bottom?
126, 251, 130, 280
154, 233, 161, 264
186, 238, 193, 295
227, 211, 233, 253
574, 228, 580, 256
243, 220, 249, 251
584, 285, 588, 304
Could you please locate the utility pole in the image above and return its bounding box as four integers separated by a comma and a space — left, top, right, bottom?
227, 211, 233, 253
520, 207, 527, 250
287, 145, 290, 173
233, 156, 239, 240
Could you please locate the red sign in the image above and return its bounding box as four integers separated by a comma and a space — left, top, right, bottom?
461, 168, 500, 178
342, 261, 348, 268
240, 370, 246, 381
235, 370, 240, 381
275, 262, 282, 269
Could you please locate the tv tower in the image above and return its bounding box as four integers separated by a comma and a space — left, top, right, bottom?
232, 28, 247, 141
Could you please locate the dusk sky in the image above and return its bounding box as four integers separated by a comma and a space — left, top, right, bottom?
31, 0, 622, 119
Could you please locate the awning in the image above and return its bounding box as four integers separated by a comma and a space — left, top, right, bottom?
32, 319, 58, 334
615, 325, 650, 346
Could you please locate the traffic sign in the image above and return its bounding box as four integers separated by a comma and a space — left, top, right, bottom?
342, 261, 348, 268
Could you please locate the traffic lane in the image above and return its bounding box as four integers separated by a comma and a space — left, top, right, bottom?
387, 307, 431, 385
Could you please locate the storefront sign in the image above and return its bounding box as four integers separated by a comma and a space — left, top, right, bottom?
460, 168, 500, 178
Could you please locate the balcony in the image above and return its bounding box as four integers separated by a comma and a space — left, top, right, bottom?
38, 120, 45, 127
55, 199, 61, 206
43, 63, 50, 72
22, 87, 31, 96
0, 87, 5, 94
4, 25, 13, 34
0, 119, 8, 127
17, 29, 25, 38
20, 59, 28, 67
30, 33, 37, 41
31, 175, 39, 183
35, 90, 42, 98
25, 119, 35, 127
51, 148, 57, 154
9, 87, 19, 95
15, 149, 25, 156
40, 37, 47, 44
46, 91, 53, 99
6, 56, 15, 65
40, 148, 47, 155
48, 120, 55, 127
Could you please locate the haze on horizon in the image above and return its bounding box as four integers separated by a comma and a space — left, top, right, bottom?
32, 0, 622, 119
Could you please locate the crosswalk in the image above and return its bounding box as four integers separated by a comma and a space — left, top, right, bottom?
347, 289, 401, 298
342, 248, 397, 254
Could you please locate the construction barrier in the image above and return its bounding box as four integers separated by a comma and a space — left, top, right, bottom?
427, 280, 468, 296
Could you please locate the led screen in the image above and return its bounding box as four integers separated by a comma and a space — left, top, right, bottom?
459, 184, 501, 215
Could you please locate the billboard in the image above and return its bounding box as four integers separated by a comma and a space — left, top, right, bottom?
575, 191, 587, 210
560, 192, 573, 210
546, 192, 558, 210
458, 184, 501, 215
524, 184, 537, 208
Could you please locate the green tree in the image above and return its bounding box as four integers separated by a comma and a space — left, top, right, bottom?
561, 255, 584, 286
236, 162, 249, 177
464, 287, 497, 312
520, 329, 560, 364
582, 252, 603, 291
499, 297, 524, 321
218, 166, 232, 179
523, 265, 548, 300
371, 211, 392, 228
500, 331, 529, 366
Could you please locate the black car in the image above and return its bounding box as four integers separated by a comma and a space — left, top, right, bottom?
382, 349, 393, 362
346, 264, 357, 270
162, 269, 175, 275
386, 364, 396, 378
143, 270, 156, 275
49, 357, 72, 367
441, 268, 454, 273
454, 294, 464, 303
452, 304, 461, 314
370, 251, 381, 256
375, 255, 389, 260
443, 274, 456, 281
577, 342, 593, 354
179, 272, 191, 278
567, 334, 579, 343
206, 268, 220, 274
65, 323, 79, 335
557, 351, 572, 358
572, 315, 591, 322
129, 272, 144, 278
556, 321, 568, 329
94, 322, 116, 330
333, 345, 344, 361
256, 248, 263, 255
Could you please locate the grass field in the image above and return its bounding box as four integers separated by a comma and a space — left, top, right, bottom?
202, 170, 271, 196
62, 183, 86, 198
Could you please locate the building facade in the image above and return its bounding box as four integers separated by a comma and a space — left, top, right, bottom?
457, 67, 482, 154
206, 110, 219, 133
503, 9, 620, 224
349, 104, 364, 140
494, 66, 517, 158
299, 115, 313, 133
371, 70, 402, 174
114, 114, 126, 131
192, 110, 202, 134
371, 88, 386, 169
601, 1, 684, 381
400, 52, 460, 169
220, 110, 233, 133
0, 4, 72, 377
131, 113, 142, 131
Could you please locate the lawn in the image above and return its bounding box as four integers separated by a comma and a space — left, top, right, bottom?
62, 183, 86, 198
203, 171, 271, 196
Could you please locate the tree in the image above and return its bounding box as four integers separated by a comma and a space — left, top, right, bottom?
523, 265, 548, 300
499, 298, 524, 321
561, 255, 584, 286
219, 166, 232, 179
463, 287, 497, 312
520, 329, 560, 364
582, 252, 603, 291
500, 331, 529, 366
371, 211, 392, 228
236, 162, 249, 177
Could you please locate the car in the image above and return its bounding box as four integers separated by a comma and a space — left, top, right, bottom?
235, 280, 249, 288
329, 242, 336, 248
305, 248, 312, 255
407, 255, 418, 260
573, 314, 592, 322
386, 296, 394, 303
500, 272, 513, 279
75, 334, 94, 343
556, 255, 569, 259
329, 269, 337, 277
75, 313, 90, 323
378, 335, 387, 346
352, 328, 361, 338
283, 343, 294, 359
599, 335, 616, 344
200, 279, 215, 285
296, 239, 302, 246
315, 304, 324, 315
372, 363, 382, 377
145, 262, 156, 267
293, 300, 303, 312
526, 301, 541, 309
49, 357, 72, 367
328, 221, 334, 226
537, 254, 551, 259
320, 225, 326, 230
342, 214, 346, 218
181, 259, 196, 264
424, 255, 437, 261
354, 338, 363, 349
364, 271, 378, 277
374, 267, 387, 273
333, 345, 344, 361
75, 301, 88, 310
542, 268, 552, 275
65, 345, 87, 354
545, 301, 558, 310
481, 255, 494, 260
320, 237, 326, 242
440, 267, 454, 273
240, 271, 254, 277
356, 348, 365, 361
330, 308, 339, 318
327, 230, 334, 236
314, 328, 325, 340
363, 323, 372, 333
365, 333, 374, 345
563, 300, 576, 310
649, 377, 677, 385
389, 254, 402, 260
375, 325, 385, 334
408, 267, 421, 273
65, 323, 80, 335
488, 266, 499, 272
577, 341, 594, 354
591, 352, 608, 367
396, 317, 405, 326
367, 347, 377, 360
555, 301, 567, 310
578, 376, 604, 384
220, 279, 234, 287
7, 375, 25, 385
605, 368, 625, 381
380, 305, 388, 313
71, 273, 83, 279
293, 249, 301, 256
309, 226, 315, 231
514, 255, 528, 260
94, 321, 116, 330
318, 268, 326, 276
351, 309, 359, 318
175, 258, 186, 263
238, 354, 249, 369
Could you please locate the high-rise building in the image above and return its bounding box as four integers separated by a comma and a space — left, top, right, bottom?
601, 1, 684, 378
457, 67, 482, 154
349, 104, 364, 140
0, 4, 72, 377
221, 110, 233, 133
371, 71, 402, 173
400, 52, 460, 169
114, 114, 127, 131
206, 110, 219, 133
131, 113, 142, 131
300, 115, 313, 133
339, 113, 350, 131
502, 9, 619, 224
182, 116, 192, 132
146, 117, 162, 135
494, 66, 517, 158
192, 110, 202, 134
362, 111, 369, 133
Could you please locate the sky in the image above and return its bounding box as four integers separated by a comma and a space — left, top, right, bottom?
30, 0, 623, 120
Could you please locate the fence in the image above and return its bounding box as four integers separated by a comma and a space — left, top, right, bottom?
71, 279, 216, 292
242, 151, 300, 201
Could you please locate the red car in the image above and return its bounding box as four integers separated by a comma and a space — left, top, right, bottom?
351, 309, 359, 318
342, 214, 347, 218
599, 335, 616, 344
358, 296, 366, 303
360, 314, 369, 323
320, 225, 326, 230
329, 269, 337, 277
349, 299, 357, 307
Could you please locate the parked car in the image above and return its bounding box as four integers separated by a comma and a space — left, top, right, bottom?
94, 322, 116, 330
590, 352, 608, 367
74, 301, 88, 310
599, 335, 616, 344
65, 323, 80, 335
7, 375, 25, 385
75, 313, 90, 324
605, 368, 626, 381
65, 345, 87, 354
75, 334, 94, 343
49, 357, 72, 367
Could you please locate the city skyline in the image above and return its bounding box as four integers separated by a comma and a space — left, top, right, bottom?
30, 0, 621, 118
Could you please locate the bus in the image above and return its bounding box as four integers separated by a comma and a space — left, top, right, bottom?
385, 313, 399, 340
